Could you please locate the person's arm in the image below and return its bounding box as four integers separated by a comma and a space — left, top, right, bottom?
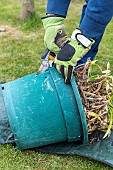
76, 0, 113, 66
80, 0, 113, 39
41, 0, 71, 53
54, 0, 113, 84
46, 0, 70, 17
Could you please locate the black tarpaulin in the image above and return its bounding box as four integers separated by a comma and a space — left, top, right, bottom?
34, 131, 113, 168
0, 83, 14, 144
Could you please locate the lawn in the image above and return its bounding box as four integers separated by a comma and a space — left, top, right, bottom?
0, 0, 113, 169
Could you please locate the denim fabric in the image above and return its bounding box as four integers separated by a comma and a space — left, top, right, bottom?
76, 1, 104, 65
77, 0, 113, 65
46, 0, 70, 17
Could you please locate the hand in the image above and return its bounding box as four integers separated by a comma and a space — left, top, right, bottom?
55, 29, 94, 84
42, 15, 69, 53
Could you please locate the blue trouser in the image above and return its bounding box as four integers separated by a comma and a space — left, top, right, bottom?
47, 0, 113, 65
76, 1, 104, 66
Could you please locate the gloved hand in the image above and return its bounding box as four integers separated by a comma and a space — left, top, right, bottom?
42, 15, 69, 53
55, 29, 94, 84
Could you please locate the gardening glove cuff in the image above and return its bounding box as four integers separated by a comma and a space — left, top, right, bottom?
42, 15, 69, 53
55, 29, 94, 84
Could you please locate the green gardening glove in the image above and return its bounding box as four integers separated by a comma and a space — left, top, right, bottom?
55, 29, 94, 84
42, 15, 69, 53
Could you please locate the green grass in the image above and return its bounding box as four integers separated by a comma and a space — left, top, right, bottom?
0, 145, 112, 170
0, 0, 42, 31
0, 0, 113, 169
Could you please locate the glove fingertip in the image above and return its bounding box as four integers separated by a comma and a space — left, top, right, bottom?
65, 65, 73, 84
60, 65, 65, 80
53, 63, 56, 68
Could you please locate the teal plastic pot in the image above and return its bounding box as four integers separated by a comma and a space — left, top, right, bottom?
2, 67, 88, 150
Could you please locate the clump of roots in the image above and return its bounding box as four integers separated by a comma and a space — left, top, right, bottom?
74, 59, 113, 141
